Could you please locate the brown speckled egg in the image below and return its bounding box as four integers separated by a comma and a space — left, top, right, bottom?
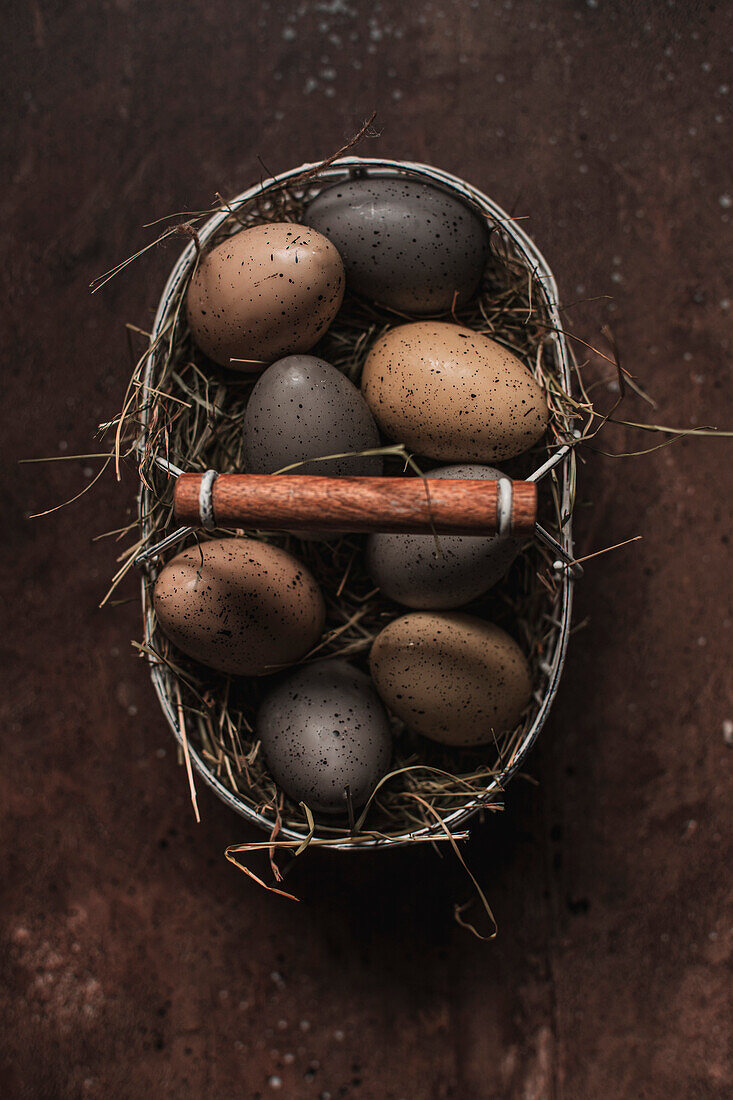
304, 178, 489, 313
361, 322, 549, 462
153, 538, 325, 676
186, 223, 345, 368
243, 355, 382, 476
369, 612, 533, 746
257, 660, 392, 814
366, 465, 522, 609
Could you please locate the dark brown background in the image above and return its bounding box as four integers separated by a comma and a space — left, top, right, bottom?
2, 1, 731, 1097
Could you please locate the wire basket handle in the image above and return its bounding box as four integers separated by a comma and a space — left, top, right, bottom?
173, 472, 537, 536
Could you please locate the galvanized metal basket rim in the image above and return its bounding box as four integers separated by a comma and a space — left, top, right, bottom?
139, 155, 575, 851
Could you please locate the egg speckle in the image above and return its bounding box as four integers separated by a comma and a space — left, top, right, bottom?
304, 178, 489, 313
153, 538, 325, 676
257, 660, 392, 814
366, 465, 522, 609
361, 321, 549, 462
369, 612, 533, 746
186, 223, 345, 368
243, 355, 382, 476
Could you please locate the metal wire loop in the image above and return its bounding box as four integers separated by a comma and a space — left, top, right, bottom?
198, 469, 218, 530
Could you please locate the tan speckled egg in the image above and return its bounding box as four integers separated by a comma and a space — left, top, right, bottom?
369, 612, 533, 747
153, 538, 325, 676
361, 321, 549, 462
186, 223, 345, 368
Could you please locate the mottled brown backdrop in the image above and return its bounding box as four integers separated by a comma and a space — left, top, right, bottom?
2, 1, 731, 1098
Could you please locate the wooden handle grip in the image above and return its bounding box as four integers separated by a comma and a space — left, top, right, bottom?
174, 473, 537, 536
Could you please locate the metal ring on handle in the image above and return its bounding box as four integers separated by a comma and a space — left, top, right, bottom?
198, 469, 218, 530
496, 477, 513, 538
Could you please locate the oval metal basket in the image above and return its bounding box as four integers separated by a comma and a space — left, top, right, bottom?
137, 156, 576, 851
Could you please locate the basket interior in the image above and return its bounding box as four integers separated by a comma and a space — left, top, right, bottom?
133, 158, 576, 849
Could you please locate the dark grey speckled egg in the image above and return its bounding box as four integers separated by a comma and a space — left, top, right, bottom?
304, 178, 490, 314
369, 612, 533, 747
153, 538, 325, 676
243, 355, 383, 476
257, 660, 392, 814
366, 465, 522, 610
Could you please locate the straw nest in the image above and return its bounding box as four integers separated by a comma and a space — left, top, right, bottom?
107, 159, 587, 854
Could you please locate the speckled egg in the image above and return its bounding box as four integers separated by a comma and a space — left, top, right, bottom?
243, 355, 382, 476
186, 223, 345, 368
304, 177, 489, 313
153, 538, 325, 676
366, 465, 522, 609
257, 660, 392, 814
361, 321, 549, 462
369, 612, 533, 746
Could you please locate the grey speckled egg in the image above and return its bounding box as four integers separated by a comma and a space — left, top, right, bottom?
361, 322, 549, 462
366, 465, 522, 609
186, 223, 345, 368
257, 660, 392, 814
369, 612, 533, 747
304, 177, 490, 314
243, 355, 383, 476
153, 538, 325, 676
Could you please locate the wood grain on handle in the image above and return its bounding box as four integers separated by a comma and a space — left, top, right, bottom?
174, 473, 537, 536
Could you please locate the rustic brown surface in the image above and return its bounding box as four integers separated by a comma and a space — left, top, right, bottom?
2, 2, 732, 1098
175, 473, 537, 535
